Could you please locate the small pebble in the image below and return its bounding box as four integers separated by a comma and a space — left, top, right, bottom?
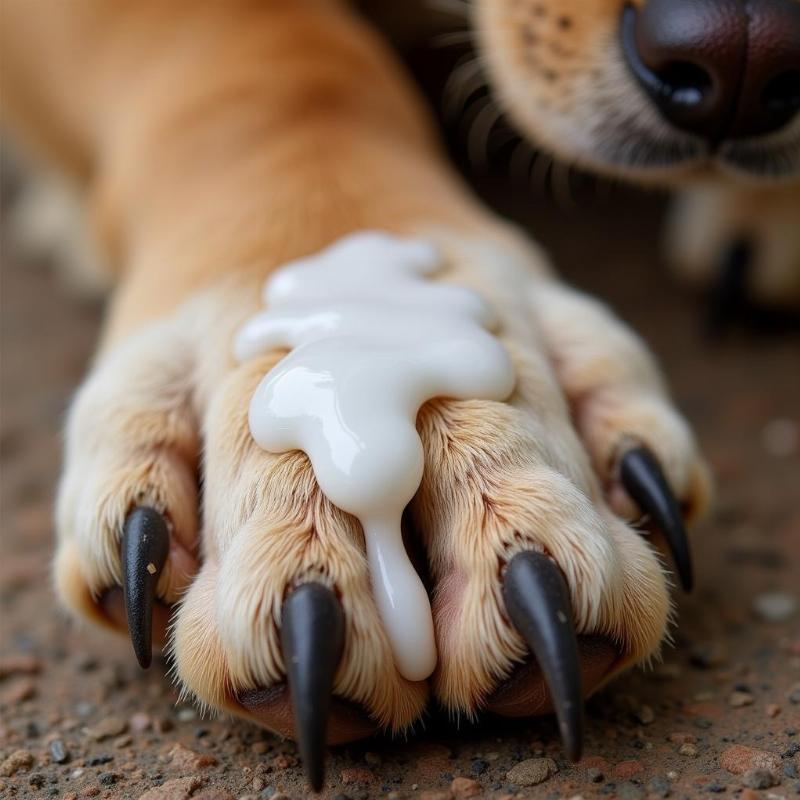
783, 742, 800, 758
167, 742, 218, 770
129, 712, 152, 734
85, 716, 127, 742
635, 705, 655, 725
753, 592, 797, 622
720, 745, 781, 774
0, 749, 34, 777
49, 739, 70, 764
679, 743, 698, 757
730, 691, 755, 707
506, 757, 557, 786
138, 776, 204, 800
587, 767, 604, 783
271, 753, 296, 770
742, 768, 779, 789
29, 773, 45, 788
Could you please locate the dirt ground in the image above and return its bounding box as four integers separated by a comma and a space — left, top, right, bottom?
1, 162, 799, 800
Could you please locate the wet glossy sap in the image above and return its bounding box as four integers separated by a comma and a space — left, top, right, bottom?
235, 232, 515, 680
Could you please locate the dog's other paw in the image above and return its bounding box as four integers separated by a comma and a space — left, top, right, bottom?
4, 161, 113, 299
665, 184, 800, 323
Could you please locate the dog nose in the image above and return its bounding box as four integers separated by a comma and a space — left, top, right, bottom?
622, 0, 800, 140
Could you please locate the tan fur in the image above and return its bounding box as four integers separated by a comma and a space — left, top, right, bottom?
3, 0, 711, 739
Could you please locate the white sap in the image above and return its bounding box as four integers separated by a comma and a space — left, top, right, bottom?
235, 232, 516, 681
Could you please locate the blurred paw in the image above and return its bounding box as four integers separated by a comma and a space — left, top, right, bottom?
665, 184, 800, 326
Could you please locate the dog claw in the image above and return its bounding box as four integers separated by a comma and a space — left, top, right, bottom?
121, 507, 170, 669
620, 446, 693, 592
281, 583, 345, 793
502, 551, 584, 762
707, 238, 752, 335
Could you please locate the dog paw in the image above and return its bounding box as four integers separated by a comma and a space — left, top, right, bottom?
171, 345, 429, 765
54, 319, 201, 666
665, 184, 800, 323
55, 284, 429, 791
411, 242, 709, 757
55, 234, 710, 790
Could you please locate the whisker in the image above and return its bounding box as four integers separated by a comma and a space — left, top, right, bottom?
551, 160, 577, 211
426, 0, 470, 19
467, 99, 503, 168
430, 30, 474, 48
443, 56, 487, 121
530, 151, 555, 199
509, 138, 537, 189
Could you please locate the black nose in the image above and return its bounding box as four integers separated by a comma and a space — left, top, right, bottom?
622, 0, 800, 141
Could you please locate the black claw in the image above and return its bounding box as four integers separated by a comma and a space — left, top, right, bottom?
281, 583, 345, 793
706, 238, 752, 336
620, 446, 694, 592
121, 507, 170, 669
502, 551, 584, 762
